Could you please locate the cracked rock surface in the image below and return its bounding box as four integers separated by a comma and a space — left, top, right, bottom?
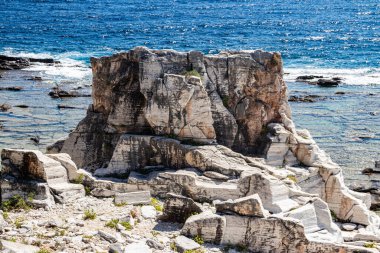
2, 47, 380, 253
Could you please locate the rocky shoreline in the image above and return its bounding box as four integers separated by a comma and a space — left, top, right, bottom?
1, 47, 380, 252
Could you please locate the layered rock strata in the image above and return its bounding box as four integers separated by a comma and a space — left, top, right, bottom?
1, 150, 85, 207
2, 47, 380, 252
49, 47, 288, 169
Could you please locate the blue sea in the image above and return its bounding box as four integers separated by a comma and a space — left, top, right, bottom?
0, 0, 379, 183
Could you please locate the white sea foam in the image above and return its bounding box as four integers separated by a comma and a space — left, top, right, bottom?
0, 48, 92, 79
284, 67, 380, 85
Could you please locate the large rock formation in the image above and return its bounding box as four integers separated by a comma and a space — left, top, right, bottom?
50, 47, 288, 169
3, 47, 380, 252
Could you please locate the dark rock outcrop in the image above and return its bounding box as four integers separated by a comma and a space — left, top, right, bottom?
0, 55, 56, 70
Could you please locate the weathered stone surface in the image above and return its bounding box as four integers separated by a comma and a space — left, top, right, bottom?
264, 123, 376, 226
214, 194, 267, 217
1, 149, 84, 206
114, 191, 151, 205
0, 239, 40, 253
281, 198, 343, 243
98, 230, 118, 243
181, 211, 225, 244
91, 188, 116, 198
33, 47, 380, 252
123, 241, 152, 253
52, 47, 287, 168
161, 193, 203, 223
46, 153, 81, 181
175, 235, 200, 253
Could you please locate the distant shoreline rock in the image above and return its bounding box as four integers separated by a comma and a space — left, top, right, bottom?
0, 55, 59, 70
296, 75, 342, 87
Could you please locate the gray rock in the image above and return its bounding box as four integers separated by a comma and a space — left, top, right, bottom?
161, 193, 203, 223
109, 243, 124, 253
203, 171, 230, 181
1, 149, 85, 207
91, 188, 116, 198
53, 47, 287, 168
181, 211, 225, 244
175, 235, 200, 253
98, 230, 118, 243
214, 194, 267, 217
114, 191, 151, 205
146, 239, 164, 250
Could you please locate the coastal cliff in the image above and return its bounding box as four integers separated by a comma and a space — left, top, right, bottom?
1, 47, 380, 252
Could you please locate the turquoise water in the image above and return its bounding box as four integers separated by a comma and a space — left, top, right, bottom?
0, 0, 379, 179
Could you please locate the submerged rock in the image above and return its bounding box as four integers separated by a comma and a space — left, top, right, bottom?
288, 94, 326, 102
0, 103, 11, 111
0, 86, 23, 91
48, 87, 91, 98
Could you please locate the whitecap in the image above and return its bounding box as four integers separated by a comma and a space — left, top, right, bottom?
0, 48, 92, 80
284, 67, 380, 86
306, 36, 325, 41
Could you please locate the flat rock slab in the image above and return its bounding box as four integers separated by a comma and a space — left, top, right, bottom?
91, 188, 116, 198
98, 230, 118, 243
124, 241, 152, 253
215, 194, 267, 217
114, 191, 151, 205
175, 235, 200, 253
0, 240, 40, 253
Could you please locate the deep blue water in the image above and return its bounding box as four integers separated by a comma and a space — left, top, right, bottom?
1, 0, 379, 69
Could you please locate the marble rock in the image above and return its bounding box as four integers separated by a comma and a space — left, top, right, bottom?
181, 211, 225, 244
114, 191, 151, 205
1, 149, 84, 207
214, 194, 268, 218
175, 235, 201, 253
161, 193, 203, 223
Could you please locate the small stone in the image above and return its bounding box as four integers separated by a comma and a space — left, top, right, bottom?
91, 188, 116, 198
175, 235, 200, 253
146, 238, 164, 250
214, 194, 267, 217
109, 243, 124, 253
141, 206, 157, 219
203, 171, 230, 181
342, 223, 357, 231
123, 241, 152, 253
98, 230, 118, 243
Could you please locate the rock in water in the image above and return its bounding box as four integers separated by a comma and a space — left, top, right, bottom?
52, 47, 288, 168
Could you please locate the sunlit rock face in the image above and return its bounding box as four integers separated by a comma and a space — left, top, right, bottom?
41, 47, 380, 252
52, 47, 287, 169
